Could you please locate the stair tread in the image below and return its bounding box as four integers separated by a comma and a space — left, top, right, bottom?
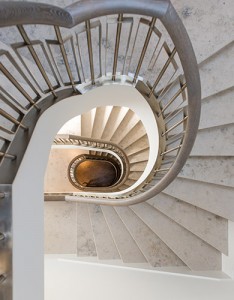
44, 202, 77, 254
101, 206, 147, 263
199, 87, 234, 130
164, 177, 234, 221
115, 206, 185, 268
77, 203, 97, 257
131, 203, 222, 271
199, 41, 234, 99
89, 204, 121, 260
179, 156, 234, 188
81, 109, 96, 137
147, 193, 228, 254
101, 106, 129, 140
110, 110, 140, 143
191, 123, 234, 156
91, 106, 112, 139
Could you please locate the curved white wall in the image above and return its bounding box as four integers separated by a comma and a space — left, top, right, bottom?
12, 85, 158, 300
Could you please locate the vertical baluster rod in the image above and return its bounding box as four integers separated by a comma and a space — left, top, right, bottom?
149, 47, 177, 97
85, 20, 95, 85
54, 26, 77, 92
17, 25, 57, 98
112, 14, 123, 81
133, 17, 156, 83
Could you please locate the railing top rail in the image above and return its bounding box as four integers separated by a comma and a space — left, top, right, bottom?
0, 0, 170, 28
55, 134, 129, 161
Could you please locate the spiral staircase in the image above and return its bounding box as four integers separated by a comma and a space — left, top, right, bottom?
0, 0, 233, 300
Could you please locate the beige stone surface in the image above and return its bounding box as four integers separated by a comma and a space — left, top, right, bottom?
101, 206, 147, 263
148, 193, 228, 254
89, 204, 120, 260
164, 178, 234, 221
115, 206, 185, 268
132, 203, 222, 270
44, 148, 88, 193
77, 203, 97, 257
179, 157, 234, 188
44, 202, 77, 254
191, 124, 234, 156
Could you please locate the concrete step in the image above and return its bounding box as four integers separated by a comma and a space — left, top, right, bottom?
124, 134, 149, 156
129, 160, 148, 172
118, 121, 146, 149
101, 106, 129, 141
128, 148, 149, 164
81, 108, 96, 137
147, 193, 228, 254
199, 87, 234, 130
88, 204, 121, 260
128, 171, 142, 181
123, 179, 136, 187
173, 1, 234, 63
199, 41, 234, 99
91, 106, 112, 139
191, 124, 234, 156
44, 202, 77, 254
110, 110, 140, 143
164, 177, 234, 221
101, 206, 147, 263
131, 203, 222, 271
179, 157, 234, 188
77, 203, 97, 257
115, 206, 185, 268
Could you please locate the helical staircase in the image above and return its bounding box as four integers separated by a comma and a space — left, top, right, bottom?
0, 0, 233, 299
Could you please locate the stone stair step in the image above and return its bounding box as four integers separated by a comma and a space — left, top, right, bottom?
110, 110, 140, 143
191, 124, 234, 156
128, 148, 149, 164
118, 121, 146, 149
199, 87, 234, 130
164, 177, 234, 221
128, 171, 143, 181
129, 160, 148, 172
147, 193, 228, 254
199, 41, 234, 99
81, 108, 96, 138
101, 106, 129, 141
123, 179, 136, 187
77, 203, 97, 257
101, 206, 147, 264
91, 106, 112, 139
88, 204, 121, 260
124, 134, 149, 156
173, 2, 234, 63
131, 203, 222, 271
115, 206, 185, 268
44, 202, 77, 254
179, 156, 234, 188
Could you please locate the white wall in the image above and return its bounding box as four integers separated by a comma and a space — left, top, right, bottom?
45, 256, 234, 300
12, 85, 158, 300
223, 221, 234, 279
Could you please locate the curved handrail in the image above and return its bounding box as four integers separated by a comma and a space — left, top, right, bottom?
0, 0, 201, 206
0, 1, 169, 27
53, 134, 130, 191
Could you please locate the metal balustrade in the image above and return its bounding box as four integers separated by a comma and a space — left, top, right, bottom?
0, 0, 201, 206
